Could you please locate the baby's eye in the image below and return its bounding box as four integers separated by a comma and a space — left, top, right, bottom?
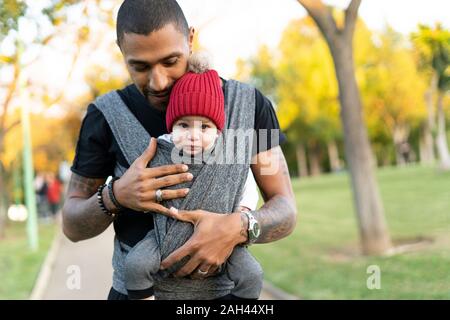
177, 123, 188, 128
201, 124, 210, 130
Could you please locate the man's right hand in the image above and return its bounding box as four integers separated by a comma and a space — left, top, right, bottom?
114, 137, 192, 214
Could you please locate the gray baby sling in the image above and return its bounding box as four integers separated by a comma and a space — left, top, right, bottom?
94, 80, 256, 299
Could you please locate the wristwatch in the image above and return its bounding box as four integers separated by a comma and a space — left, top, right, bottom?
243, 210, 261, 245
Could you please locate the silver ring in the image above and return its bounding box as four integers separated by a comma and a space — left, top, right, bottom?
155, 189, 163, 203
197, 269, 208, 275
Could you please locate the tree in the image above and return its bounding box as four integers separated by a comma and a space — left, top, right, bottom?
0, 0, 26, 235
363, 28, 427, 166
276, 18, 342, 176
235, 45, 317, 176
0, 0, 101, 236
412, 24, 450, 169
236, 20, 344, 177
297, 0, 392, 254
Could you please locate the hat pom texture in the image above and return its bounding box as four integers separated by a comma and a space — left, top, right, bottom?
188, 51, 212, 74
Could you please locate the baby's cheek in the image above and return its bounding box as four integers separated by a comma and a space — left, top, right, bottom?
172, 131, 184, 145
202, 132, 217, 149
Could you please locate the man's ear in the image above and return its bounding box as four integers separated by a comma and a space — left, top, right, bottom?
188, 27, 195, 53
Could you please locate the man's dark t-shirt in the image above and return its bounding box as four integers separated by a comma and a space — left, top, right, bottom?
71, 80, 286, 247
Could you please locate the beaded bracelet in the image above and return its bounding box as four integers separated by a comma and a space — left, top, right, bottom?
108, 177, 123, 212
97, 183, 116, 218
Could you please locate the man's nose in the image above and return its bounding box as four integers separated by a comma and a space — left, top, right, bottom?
148, 67, 169, 93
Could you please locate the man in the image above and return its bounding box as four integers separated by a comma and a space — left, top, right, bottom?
62, 0, 297, 300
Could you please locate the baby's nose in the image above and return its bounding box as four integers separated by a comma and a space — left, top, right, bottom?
188, 128, 201, 140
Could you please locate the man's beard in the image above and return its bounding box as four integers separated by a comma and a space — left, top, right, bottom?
143, 86, 172, 111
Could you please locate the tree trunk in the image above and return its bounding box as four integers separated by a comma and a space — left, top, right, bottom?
420, 77, 437, 165
307, 143, 322, 176
296, 143, 309, 177
330, 41, 392, 255
435, 91, 450, 170
393, 125, 410, 167
419, 127, 435, 165
327, 140, 341, 172
298, 0, 392, 254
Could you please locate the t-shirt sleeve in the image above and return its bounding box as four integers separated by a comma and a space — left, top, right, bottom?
70, 103, 116, 179
253, 88, 287, 154
239, 169, 259, 211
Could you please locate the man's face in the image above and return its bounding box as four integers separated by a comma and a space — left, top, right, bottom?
119, 24, 194, 110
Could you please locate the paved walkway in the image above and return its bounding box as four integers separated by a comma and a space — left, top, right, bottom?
38, 223, 295, 300
40, 225, 115, 300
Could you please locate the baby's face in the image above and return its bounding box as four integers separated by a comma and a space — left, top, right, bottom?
172, 116, 219, 155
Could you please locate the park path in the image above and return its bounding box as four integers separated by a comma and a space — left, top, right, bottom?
37, 222, 294, 300
39, 224, 115, 300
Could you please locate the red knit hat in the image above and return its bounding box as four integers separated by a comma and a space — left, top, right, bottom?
166, 69, 225, 132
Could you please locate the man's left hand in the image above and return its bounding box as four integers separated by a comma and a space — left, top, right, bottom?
160, 208, 247, 279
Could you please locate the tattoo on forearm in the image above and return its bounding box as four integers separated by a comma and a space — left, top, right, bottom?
250, 147, 297, 243
64, 174, 112, 241
65, 194, 113, 240
254, 194, 296, 243
68, 174, 101, 195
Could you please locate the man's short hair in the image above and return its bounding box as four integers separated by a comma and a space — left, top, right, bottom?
116, 0, 189, 46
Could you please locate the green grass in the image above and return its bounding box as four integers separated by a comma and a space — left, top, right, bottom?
0, 221, 57, 299
251, 165, 450, 299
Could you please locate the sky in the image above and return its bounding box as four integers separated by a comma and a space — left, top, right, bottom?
2, 0, 449, 115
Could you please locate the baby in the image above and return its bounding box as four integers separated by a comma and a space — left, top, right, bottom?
123, 62, 263, 300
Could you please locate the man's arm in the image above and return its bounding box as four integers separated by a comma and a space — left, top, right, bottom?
62, 138, 193, 242
251, 146, 297, 243
62, 174, 113, 242
159, 146, 297, 278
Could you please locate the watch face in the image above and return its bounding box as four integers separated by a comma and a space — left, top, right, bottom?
252, 222, 261, 238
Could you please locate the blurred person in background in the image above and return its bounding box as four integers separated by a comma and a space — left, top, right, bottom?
47, 173, 62, 217
35, 173, 50, 219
